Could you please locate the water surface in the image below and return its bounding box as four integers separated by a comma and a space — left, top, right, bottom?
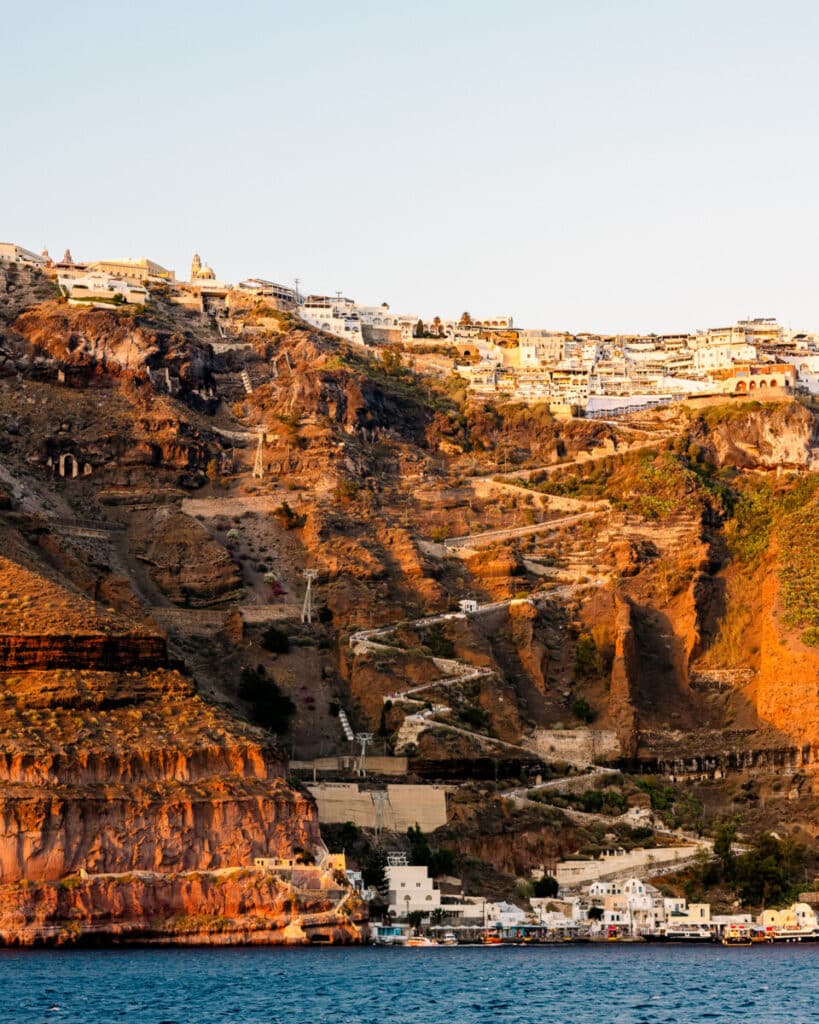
1, 945, 816, 1023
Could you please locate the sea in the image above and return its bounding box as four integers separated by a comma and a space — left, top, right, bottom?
0, 945, 816, 1024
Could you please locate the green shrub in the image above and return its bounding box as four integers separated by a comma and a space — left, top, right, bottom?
571, 697, 594, 723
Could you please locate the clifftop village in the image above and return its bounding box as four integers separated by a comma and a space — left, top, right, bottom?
2, 239, 818, 949
3, 240, 819, 418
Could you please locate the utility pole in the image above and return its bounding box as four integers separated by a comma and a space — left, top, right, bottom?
252, 431, 265, 480
301, 569, 318, 624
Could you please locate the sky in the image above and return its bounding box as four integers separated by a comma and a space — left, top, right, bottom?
3, 0, 819, 333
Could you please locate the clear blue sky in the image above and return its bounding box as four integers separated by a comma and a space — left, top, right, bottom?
3, 0, 819, 333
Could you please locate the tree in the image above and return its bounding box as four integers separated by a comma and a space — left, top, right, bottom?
406, 824, 455, 877
430, 908, 446, 926
361, 848, 387, 891
734, 833, 804, 907
414, 319, 425, 338
713, 823, 736, 880
459, 311, 473, 326
533, 875, 559, 898
432, 315, 443, 337
407, 910, 424, 932
574, 634, 599, 680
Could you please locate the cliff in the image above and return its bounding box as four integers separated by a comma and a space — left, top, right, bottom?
0, 534, 353, 943
756, 565, 819, 750
0, 868, 363, 947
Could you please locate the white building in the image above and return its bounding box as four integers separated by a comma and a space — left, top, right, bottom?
385, 863, 441, 917
300, 295, 365, 345
0, 242, 48, 267
693, 342, 757, 371
58, 273, 147, 307
777, 351, 819, 395
518, 331, 567, 367
483, 901, 527, 928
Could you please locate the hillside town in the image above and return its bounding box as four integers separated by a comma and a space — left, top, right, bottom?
0, 236, 817, 952
3, 240, 817, 417
364, 852, 819, 945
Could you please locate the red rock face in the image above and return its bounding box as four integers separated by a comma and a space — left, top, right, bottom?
0, 543, 340, 942
0, 668, 319, 886
0, 634, 168, 670
0, 868, 365, 946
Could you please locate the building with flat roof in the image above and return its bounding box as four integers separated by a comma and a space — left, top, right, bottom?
0, 242, 49, 267
87, 257, 175, 283
385, 863, 441, 917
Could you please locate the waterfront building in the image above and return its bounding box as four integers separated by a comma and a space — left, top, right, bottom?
385, 863, 442, 917
483, 901, 528, 928
759, 902, 819, 934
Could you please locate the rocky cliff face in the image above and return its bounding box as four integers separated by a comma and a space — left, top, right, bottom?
756, 568, 819, 750
0, 529, 347, 943
0, 665, 318, 885
694, 400, 819, 470
128, 507, 242, 606
11, 301, 216, 395
0, 868, 363, 947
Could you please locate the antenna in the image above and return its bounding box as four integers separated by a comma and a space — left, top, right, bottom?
301, 569, 318, 624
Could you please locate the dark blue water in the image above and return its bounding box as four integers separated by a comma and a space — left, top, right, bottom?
0, 946, 816, 1023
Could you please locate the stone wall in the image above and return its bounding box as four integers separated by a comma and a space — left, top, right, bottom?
308, 782, 449, 832
529, 728, 621, 765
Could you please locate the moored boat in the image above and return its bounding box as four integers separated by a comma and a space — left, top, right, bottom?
722, 924, 753, 946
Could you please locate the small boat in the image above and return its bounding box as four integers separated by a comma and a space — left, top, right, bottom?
722, 924, 753, 946
771, 928, 819, 943
406, 935, 439, 947
440, 930, 459, 946
480, 930, 503, 945
644, 926, 715, 943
